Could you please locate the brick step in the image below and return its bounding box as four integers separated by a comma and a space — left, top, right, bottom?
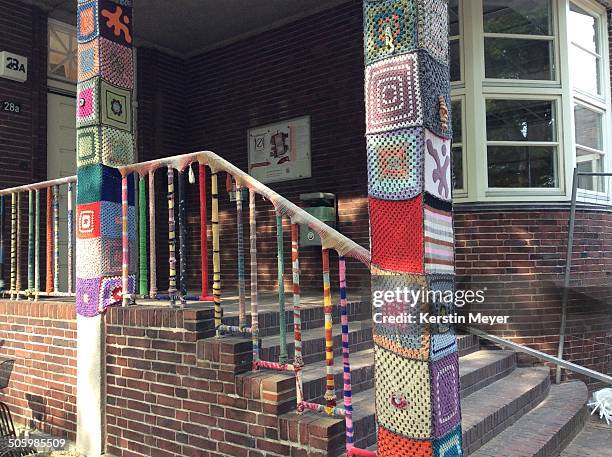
221, 300, 371, 336
559, 416, 612, 457
470, 381, 588, 457
459, 350, 516, 398
461, 366, 551, 454
259, 319, 374, 365
458, 333, 480, 357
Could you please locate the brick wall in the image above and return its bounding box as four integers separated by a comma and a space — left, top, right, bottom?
0, 0, 49, 287
0, 301, 77, 440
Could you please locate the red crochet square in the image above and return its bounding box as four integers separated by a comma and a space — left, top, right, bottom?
378, 426, 433, 456
370, 196, 424, 273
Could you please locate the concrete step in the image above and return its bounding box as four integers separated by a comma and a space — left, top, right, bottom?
471, 381, 588, 457
462, 367, 551, 454
259, 319, 374, 365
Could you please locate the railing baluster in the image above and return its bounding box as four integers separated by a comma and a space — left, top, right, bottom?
10, 193, 16, 299
322, 248, 336, 407
236, 185, 246, 328
211, 171, 221, 329
0, 195, 4, 291
27, 191, 34, 298
198, 164, 212, 301
34, 190, 40, 300
138, 175, 148, 296
148, 170, 157, 298
46, 187, 53, 294
276, 212, 288, 363
178, 169, 187, 306
16, 192, 21, 299
52, 185, 59, 293
67, 182, 74, 294
167, 167, 177, 306
291, 223, 303, 409
339, 256, 354, 449
121, 175, 129, 306
249, 189, 259, 364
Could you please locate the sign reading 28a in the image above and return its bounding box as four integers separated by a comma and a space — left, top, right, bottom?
0, 51, 28, 83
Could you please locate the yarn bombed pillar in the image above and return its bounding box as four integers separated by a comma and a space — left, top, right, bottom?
75, 0, 135, 454
363, 1, 463, 455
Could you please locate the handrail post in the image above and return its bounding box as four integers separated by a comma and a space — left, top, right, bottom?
236, 185, 246, 328
557, 167, 579, 384
52, 185, 59, 294
322, 248, 336, 407
211, 171, 221, 330
16, 191, 21, 299
0, 195, 4, 291
67, 182, 74, 295
291, 223, 304, 410
27, 190, 34, 298
167, 167, 177, 306
45, 187, 52, 294
199, 164, 213, 301
177, 169, 187, 306
34, 190, 40, 300
249, 189, 260, 365
148, 171, 157, 298
277, 212, 288, 363
121, 175, 130, 307
10, 193, 16, 299
339, 256, 354, 450
138, 175, 148, 296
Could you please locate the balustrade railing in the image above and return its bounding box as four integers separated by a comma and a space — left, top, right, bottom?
0, 176, 77, 300
0, 150, 373, 455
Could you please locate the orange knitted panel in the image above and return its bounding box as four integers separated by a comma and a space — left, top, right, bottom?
378, 426, 433, 456
370, 196, 423, 273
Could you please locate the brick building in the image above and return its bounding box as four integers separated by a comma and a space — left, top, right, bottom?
0, 0, 611, 455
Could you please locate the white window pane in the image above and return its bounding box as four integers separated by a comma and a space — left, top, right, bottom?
574, 105, 603, 151
569, 4, 599, 54
486, 99, 556, 142
483, 0, 552, 35
577, 151, 604, 191
570, 46, 600, 95
485, 38, 554, 80
488, 146, 557, 187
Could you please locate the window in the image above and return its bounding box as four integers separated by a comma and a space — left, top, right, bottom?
486, 99, 558, 188
48, 20, 77, 83
450, 0, 610, 202
451, 99, 465, 192
482, 0, 556, 81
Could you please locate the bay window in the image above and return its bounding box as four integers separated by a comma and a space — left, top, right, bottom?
449, 0, 611, 202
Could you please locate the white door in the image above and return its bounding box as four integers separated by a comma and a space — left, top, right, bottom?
47, 92, 76, 292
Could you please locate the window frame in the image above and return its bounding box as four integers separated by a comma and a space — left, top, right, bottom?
451, 0, 612, 204
47, 19, 78, 85
451, 96, 468, 197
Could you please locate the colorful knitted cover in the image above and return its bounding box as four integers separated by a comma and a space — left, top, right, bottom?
76, 0, 135, 317
363, 0, 462, 455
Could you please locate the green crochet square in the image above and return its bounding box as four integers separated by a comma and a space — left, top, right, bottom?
76, 164, 122, 204
77, 126, 101, 167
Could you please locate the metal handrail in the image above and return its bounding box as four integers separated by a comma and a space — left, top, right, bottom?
466, 326, 612, 385
0, 176, 76, 196
117, 150, 371, 266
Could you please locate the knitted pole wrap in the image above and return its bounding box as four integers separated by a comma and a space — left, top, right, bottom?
236, 186, 246, 327
0, 195, 4, 291
277, 213, 287, 363
138, 175, 147, 296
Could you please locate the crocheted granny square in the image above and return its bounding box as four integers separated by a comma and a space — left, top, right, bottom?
77, 77, 100, 128
375, 345, 432, 439
365, 53, 422, 134
76, 202, 101, 239
78, 39, 100, 81
99, 201, 136, 240
433, 425, 463, 456
77, 1, 99, 43
99, 275, 134, 312
378, 426, 433, 456
77, 126, 101, 167
363, 0, 417, 65
373, 269, 430, 358
417, 51, 451, 138
76, 237, 103, 278
101, 80, 132, 132
99, 0, 133, 47
77, 164, 122, 205
417, 0, 449, 65
367, 128, 424, 200
99, 37, 134, 89
431, 352, 461, 438
76, 236, 135, 278
103, 237, 136, 276
370, 196, 424, 273
100, 126, 134, 166
424, 203, 454, 273
428, 274, 457, 361
76, 276, 101, 317
424, 129, 452, 202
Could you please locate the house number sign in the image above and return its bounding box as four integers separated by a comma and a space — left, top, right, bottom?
2, 101, 21, 113
0, 51, 28, 83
